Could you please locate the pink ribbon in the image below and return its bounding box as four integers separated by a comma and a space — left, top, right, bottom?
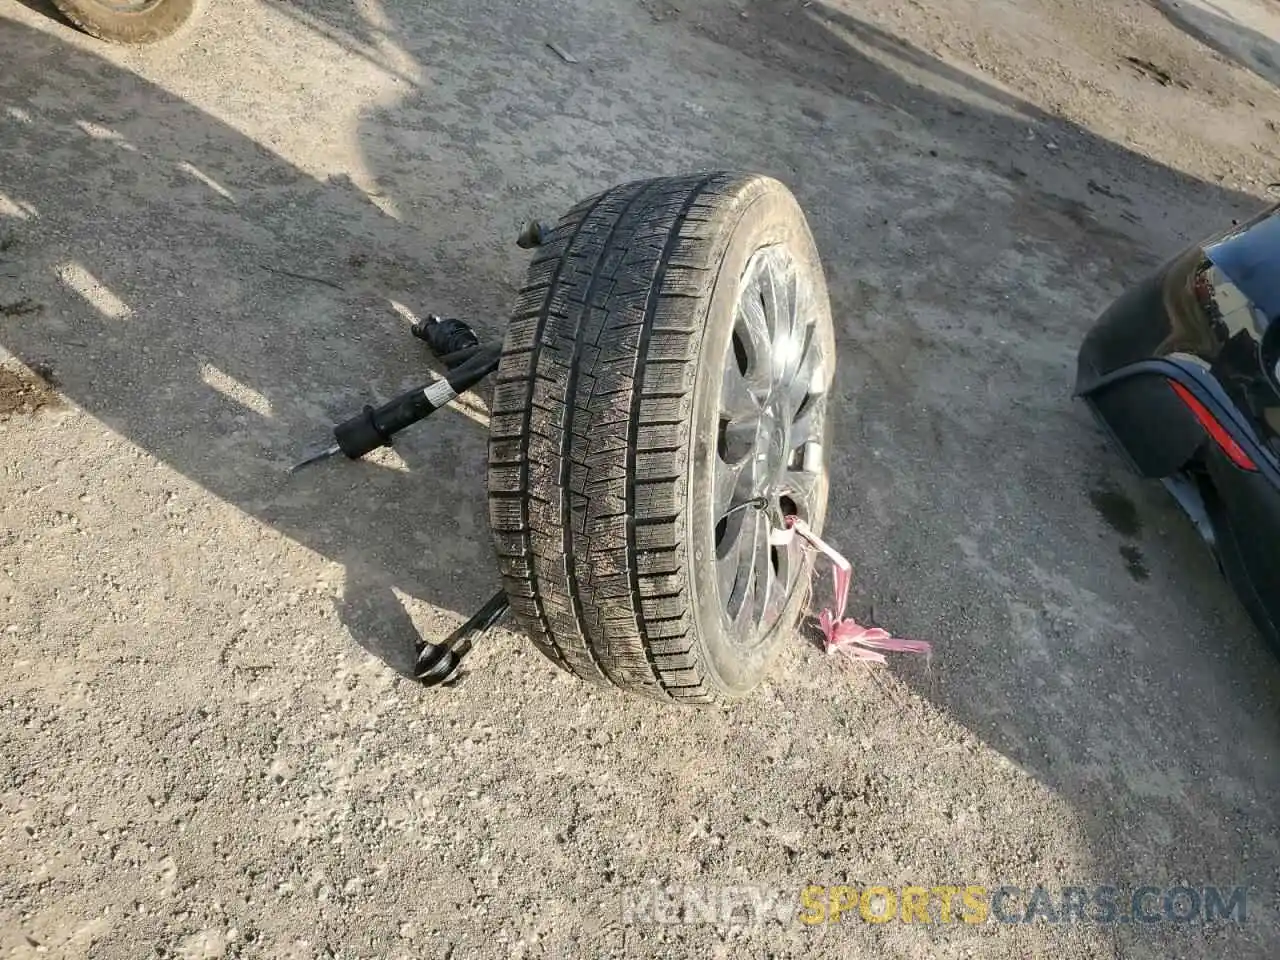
774, 516, 932, 665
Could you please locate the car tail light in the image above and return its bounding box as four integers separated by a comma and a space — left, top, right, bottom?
1169, 381, 1258, 472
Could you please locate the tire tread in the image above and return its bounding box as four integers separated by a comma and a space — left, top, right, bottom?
488, 172, 780, 703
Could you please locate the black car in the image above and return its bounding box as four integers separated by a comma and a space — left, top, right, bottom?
1076, 203, 1280, 650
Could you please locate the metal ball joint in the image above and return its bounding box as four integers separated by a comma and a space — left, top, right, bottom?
516, 220, 548, 249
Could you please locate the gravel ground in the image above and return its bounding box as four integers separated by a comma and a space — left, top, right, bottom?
2, 0, 1280, 957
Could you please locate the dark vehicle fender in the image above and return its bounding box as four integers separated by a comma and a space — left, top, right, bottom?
1077, 269, 1206, 477
1078, 203, 1280, 480
1081, 359, 1280, 486
1204, 448, 1280, 650
1078, 372, 1204, 477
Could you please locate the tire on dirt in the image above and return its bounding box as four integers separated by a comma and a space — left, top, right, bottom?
52, 0, 200, 44
487, 172, 835, 703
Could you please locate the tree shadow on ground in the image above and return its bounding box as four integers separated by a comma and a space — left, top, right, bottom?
0, 14, 510, 679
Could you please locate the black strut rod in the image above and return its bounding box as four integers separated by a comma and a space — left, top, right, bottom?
332, 342, 501, 460
290, 340, 501, 472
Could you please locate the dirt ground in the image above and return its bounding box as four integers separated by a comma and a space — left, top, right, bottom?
2, 0, 1280, 956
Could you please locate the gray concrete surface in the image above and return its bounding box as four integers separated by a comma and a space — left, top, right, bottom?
1, 0, 1279, 957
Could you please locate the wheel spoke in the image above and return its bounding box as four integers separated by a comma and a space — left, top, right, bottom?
762, 262, 799, 386
779, 464, 823, 515
756, 262, 780, 336
730, 511, 765, 630
721, 364, 761, 420
790, 394, 827, 448
783, 320, 822, 413
713, 455, 750, 521
749, 515, 777, 624
763, 540, 794, 622
734, 293, 771, 387
780, 530, 805, 587
717, 528, 747, 607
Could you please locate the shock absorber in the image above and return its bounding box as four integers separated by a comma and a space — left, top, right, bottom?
289, 316, 500, 472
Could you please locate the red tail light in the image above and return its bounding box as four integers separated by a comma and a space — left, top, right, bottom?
1169, 381, 1258, 472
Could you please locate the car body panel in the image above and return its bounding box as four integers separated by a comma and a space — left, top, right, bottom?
1206, 445, 1280, 648
1076, 202, 1280, 652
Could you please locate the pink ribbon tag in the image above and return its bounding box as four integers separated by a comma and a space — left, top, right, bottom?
775, 516, 932, 665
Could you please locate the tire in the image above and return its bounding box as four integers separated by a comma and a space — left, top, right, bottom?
487, 172, 836, 703
52, 0, 200, 44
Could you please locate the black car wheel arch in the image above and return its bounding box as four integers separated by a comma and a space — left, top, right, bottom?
1076, 202, 1280, 654
1078, 357, 1280, 488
